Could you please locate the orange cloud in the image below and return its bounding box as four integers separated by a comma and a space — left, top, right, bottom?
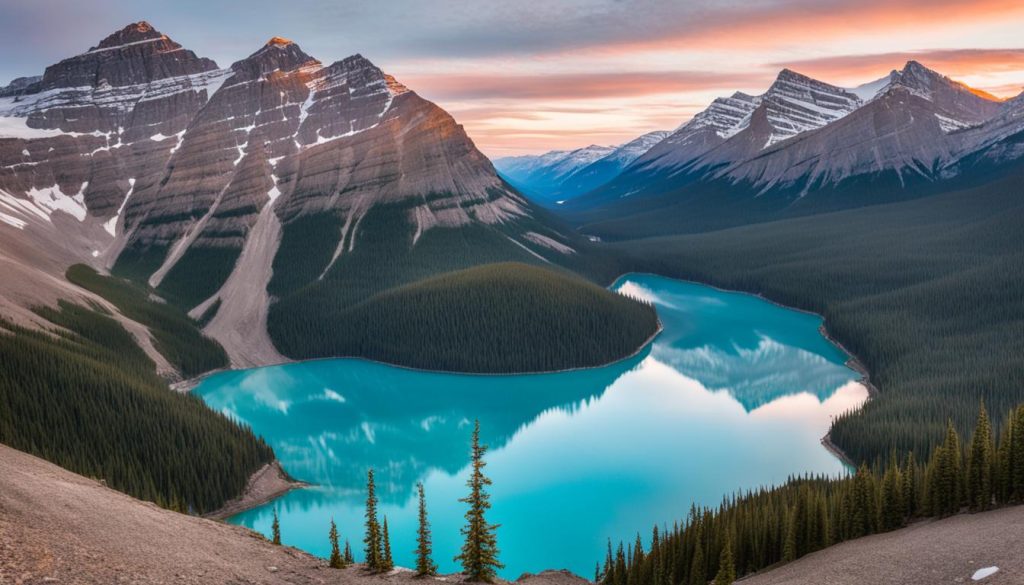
404, 70, 770, 102
563, 0, 1024, 57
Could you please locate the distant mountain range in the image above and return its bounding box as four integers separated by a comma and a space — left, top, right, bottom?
492, 130, 669, 205
0, 22, 589, 367
504, 61, 1023, 238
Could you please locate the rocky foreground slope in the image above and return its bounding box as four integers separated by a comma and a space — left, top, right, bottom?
2, 441, 1021, 585
0, 443, 587, 585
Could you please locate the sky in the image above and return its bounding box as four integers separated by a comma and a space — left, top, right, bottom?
2, 0, 1024, 156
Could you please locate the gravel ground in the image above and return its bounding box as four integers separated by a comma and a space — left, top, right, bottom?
0, 443, 585, 585
3, 442, 1022, 585
741, 506, 1024, 585
206, 461, 307, 521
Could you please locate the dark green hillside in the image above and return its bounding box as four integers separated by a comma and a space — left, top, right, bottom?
266, 202, 629, 371
611, 165, 1024, 465
0, 302, 273, 514
272, 262, 659, 373
66, 264, 227, 377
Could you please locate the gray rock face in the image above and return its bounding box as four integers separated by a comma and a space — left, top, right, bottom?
0, 21, 227, 227
0, 76, 42, 97
631, 93, 757, 173
1, 22, 569, 365
712, 62, 1006, 191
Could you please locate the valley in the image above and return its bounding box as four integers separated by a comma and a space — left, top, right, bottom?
193, 274, 867, 578
0, 10, 1023, 585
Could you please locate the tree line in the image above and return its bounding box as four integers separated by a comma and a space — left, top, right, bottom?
599, 402, 1024, 585
610, 168, 1024, 469
0, 301, 273, 514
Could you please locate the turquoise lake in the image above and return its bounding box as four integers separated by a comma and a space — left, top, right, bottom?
195, 274, 868, 578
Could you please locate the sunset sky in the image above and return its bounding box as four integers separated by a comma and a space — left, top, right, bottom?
4, 0, 1024, 156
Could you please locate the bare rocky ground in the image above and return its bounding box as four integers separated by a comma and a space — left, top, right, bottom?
206, 461, 307, 521
741, 506, 1024, 585
3, 441, 1022, 585
0, 443, 584, 585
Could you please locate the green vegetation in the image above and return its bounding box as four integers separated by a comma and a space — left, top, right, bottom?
0, 302, 273, 514
157, 246, 242, 310
272, 507, 282, 545
610, 166, 1024, 466
456, 420, 503, 583
382, 518, 395, 572
416, 482, 438, 577
329, 518, 345, 568
66, 264, 227, 377
266, 203, 629, 373
364, 468, 384, 572
271, 261, 659, 373
600, 403, 1024, 585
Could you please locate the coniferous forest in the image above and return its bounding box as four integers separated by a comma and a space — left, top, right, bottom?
613, 166, 1024, 467
600, 403, 1024, 585
0, 301, 273, 514
269, 262, 659, 373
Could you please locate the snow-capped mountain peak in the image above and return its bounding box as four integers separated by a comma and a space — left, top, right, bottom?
730, 68, 863, 147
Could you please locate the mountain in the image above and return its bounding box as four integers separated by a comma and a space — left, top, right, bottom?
564, 61, 1010, 238
493, 131, 670, 205
0, 22, 616, 369
493, 144, 616, 201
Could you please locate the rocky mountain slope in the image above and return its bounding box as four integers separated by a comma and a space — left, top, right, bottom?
562, 62, 1018, 237
0, 22, 588, 369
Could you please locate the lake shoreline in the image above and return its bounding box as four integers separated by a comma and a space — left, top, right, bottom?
605, 271, 878, 469
172, 319, 664, 393
206, 460, 310, 521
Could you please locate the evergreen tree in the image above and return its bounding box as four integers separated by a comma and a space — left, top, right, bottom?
713, 537, 736, 585
415, 482, 438, 577
967, 401, 994, 511
364, 469, 383, 571
879, 457, 903, 530
329, 518, 345, 569
344, 540, 355, 565
929, 420, 963, 517
688, 527, 705, 585
1010, 406, 1024, 500
381, 517, 395, 572
272, 506, 282, 545
455, 420, 503, 582
901, 451, 917, 518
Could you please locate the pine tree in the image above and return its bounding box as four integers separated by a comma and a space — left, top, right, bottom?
344, 540, 355, 565
272, 506, 281, 545
381, 517, 395, 572
364, 469, 382, 571
415, 482, 438, 577
930, 420, 963, 517
713, 537, 736, 585
602, 540, 615, 585
967, 401, 994, 511
688, 527, 706, 585
329, 518, 345, 569
455, 420, 503, 582
879, 457, 903, 531
1010, 406, 1024, 500
901, 451, 917, 518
